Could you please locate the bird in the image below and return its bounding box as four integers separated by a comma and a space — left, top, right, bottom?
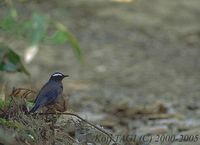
29, 72, 69, 113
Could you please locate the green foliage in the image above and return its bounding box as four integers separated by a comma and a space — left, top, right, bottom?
24, 13, 48, 45
0, 118, 20, 129
0, 13, 83, 61
0, 9, 83, 75
26, 101, 34, 111
0, 44, 29, 75
61, 29, 82, 61
0, 99, 9, 109
46, 23, 83, 60
0, 15, 17, 31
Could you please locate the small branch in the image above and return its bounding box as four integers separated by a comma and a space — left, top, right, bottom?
10, 88, 36, 98
36, 112, 117, 144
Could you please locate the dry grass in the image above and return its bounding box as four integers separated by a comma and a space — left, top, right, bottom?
0, 88, 117, 145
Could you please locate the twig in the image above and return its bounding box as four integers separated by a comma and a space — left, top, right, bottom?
10, 88, 36, 98
36, 112, 117, 144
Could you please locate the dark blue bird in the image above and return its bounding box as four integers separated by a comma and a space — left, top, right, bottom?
29, 72, 69, 113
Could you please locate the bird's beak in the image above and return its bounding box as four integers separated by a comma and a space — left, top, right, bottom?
64, 75, 69, 77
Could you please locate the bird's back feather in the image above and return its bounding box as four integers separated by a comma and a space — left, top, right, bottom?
29, 80, 63, 113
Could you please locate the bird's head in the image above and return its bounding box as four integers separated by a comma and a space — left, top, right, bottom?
49, 72, 69, 81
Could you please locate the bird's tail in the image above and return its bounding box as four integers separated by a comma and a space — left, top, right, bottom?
29, 104, 40, 113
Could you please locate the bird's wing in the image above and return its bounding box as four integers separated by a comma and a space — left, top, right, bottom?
34, 82, 60, 106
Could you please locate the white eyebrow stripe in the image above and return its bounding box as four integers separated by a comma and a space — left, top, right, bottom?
52, 73, 63, 76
